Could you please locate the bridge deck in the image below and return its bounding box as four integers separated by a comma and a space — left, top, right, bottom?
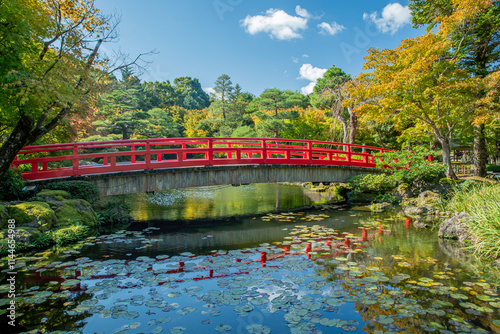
12, 137, 390, 182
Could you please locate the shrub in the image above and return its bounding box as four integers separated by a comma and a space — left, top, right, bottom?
52, 225, 90, 246
0, 169, 26, 201
94, 199, 132, 226
39, 181, 99, 203
486, 164, 500, 172
347, 173, 397, 193
446, 183, 500, 259
374, 146, 446, 184
32, 232, 54, 248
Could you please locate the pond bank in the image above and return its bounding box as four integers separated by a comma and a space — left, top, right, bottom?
305, 176, 500, 268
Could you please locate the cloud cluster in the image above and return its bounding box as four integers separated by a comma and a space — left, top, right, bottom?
363, 3, 411, 34
241, 6, 309, 40
317, 21, 345, 36
299, 64, 327, 95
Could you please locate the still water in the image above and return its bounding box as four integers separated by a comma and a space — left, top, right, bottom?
1, 184, 499, 334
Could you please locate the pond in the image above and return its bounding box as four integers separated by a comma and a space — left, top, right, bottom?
1, 184, 499, 334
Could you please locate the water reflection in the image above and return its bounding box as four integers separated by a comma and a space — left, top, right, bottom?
118, 184, 331, 222
1, 186, 500, 333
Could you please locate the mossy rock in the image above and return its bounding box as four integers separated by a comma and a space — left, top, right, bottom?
6, 202, 56, 230
439, 178, 457, 185
416, 191, 443, 206
53, 199, 98, 227
0, 227, 41, 243
36, 189, 70, 202
390, 183, 413, 201
369, 202, 392, 212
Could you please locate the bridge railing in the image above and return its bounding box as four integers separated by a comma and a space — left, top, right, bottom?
11, 138, 392, 180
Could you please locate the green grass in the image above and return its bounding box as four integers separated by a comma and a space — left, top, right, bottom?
446, 183, 500, 259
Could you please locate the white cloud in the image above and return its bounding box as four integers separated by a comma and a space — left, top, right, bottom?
363, 3, 411, 34
241, 8, 308, 40
298, 64, 327, 95
301, 82, 317, 95
203, 87, 216, 95
291, 56, 299, 63
299, 64, 327, 82
302, 54, 309, 58
295, 5, 311, 19
318, 21, 345, 35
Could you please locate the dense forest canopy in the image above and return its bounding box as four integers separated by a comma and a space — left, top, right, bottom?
0, 0, 499, 179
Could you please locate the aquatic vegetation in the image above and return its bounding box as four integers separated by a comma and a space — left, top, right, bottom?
0, 211, 499, 333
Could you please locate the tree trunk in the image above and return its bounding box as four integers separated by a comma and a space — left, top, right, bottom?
473, 124, 487, 177
348, 108, 357, 144
121, 124, 129, 140
439, 138, 457, 179
0, 115, 35, 178
336, 114, 349, 144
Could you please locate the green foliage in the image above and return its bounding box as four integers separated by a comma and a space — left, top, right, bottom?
375, 146, 446, 184
32, 232, 54, 248
173, 76, 210, 110
94, 199, 132, 226
39, 181, 99, 203
446, 183, 500, 259
486, 164, 500, 172
347, 173, 397, 194
0, 169, 26, 201
52, 225, 90, 246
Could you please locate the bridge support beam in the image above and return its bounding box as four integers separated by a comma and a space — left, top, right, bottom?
30, 164, 380, 197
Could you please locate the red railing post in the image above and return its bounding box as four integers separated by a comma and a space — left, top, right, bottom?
72, 144, 79, 177
346, 145, 352, 163
262, 139, 267, 162
208, 139, 213, 165
307, 141, 313, 163
145, 140, 151, 169
182, 143, 187, 161
131, 146, 136, 163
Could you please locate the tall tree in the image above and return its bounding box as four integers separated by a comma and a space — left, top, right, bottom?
311, 66, 356, 144
140, 80, 176, 110
348, 0, 498, 179
253, 88, 300, 138
0, 0, 146, 178
173, 76, 210, 110
410, 0, 500, 176
93, 78, 144, 140
212, 74, 234, 120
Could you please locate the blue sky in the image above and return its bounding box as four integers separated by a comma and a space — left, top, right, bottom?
95, 0, 425, 96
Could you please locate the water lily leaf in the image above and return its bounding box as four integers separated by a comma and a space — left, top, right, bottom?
246, 324, 271, 334
177, 306, 196, 315
215, 324, 232, 332
152, 326, 163, 333
375, 315, 394, 325
167, 292, 181, 298
170, 327, 186, 334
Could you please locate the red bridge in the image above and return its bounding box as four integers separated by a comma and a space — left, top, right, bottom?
12, 138, 389, 196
